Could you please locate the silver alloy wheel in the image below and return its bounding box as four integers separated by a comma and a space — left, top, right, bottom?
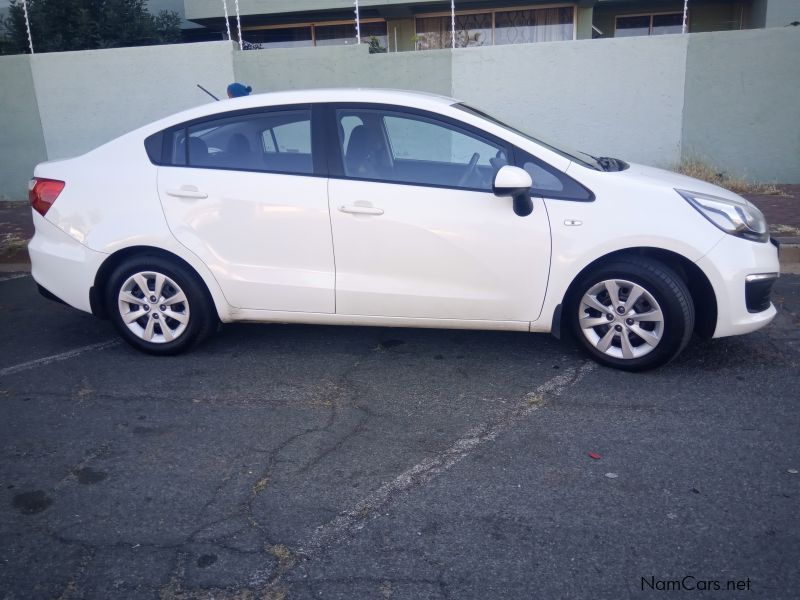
117, 271, 190, 344
578, 278, 664, 360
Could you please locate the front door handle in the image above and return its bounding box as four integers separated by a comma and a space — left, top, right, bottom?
166, 187, 208, 200
338, 204, 384, 216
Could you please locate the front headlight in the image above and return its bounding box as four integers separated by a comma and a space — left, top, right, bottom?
676, 189, 769, 243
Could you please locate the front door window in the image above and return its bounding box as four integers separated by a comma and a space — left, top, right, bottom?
616, 13, 685, 37
336, 108, 506, 191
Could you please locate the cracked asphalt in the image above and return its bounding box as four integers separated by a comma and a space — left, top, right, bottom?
1, 273, 798, 599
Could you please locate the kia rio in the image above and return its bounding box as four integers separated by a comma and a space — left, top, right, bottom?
28, 89, 779, 370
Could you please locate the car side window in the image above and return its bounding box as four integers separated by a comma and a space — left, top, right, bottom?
335, 108, 505, 191
169, 129, 187, 166
165, 109, 314, 175
271, 120, 311, 154
340, 115, 363, 151
516, 150, 593, 201
261, 130, 276, 153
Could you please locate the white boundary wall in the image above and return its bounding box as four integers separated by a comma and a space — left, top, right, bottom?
0, 29, 797, 200
32, 41, 235, 160
450, 35, 688, 169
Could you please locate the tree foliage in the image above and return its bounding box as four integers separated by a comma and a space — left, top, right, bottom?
367, 35, 387, 54
3, 0, 182, 54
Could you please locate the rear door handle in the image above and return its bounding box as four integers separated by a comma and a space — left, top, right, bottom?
166, 187, 208, 199
338, 204, 384, 216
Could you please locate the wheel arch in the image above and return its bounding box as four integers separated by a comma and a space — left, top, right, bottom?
90, 245, 222, 320
552, 247, 717, 339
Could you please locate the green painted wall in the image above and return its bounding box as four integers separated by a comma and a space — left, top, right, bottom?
233, 43, 453, 95
764, 0, 800, 26
2, 27, 799, 202
682, 27, 800, 182
31, 42, 235, 160
748, 0, 798, 27
0, 55, 46, 201
452, 34, 689, 167
576, 6, 595, 40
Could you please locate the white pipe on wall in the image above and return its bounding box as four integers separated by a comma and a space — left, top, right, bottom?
451, 0, 456, 49
22, 0, 34, 54
355, 1, 361, 44
682, 0, 689, 33
221, 0, 232, 42
234, 0, 243, 50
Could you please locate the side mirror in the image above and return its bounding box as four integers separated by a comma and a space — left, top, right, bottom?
493, 166, 533, 217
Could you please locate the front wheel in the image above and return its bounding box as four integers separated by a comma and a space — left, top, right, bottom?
106, 256, 216, 355
567, 258, 695, 371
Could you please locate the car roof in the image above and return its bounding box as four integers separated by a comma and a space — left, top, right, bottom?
169, 88, 456, 126
131, 88, 457, 136
226, 88, 459, 108
127, 88, 459, 139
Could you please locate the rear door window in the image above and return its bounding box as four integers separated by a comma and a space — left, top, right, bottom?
271, 120, 311, 154
160, 108, 314, 175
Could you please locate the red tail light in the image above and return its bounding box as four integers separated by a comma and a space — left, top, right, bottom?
29, 178, 65, 217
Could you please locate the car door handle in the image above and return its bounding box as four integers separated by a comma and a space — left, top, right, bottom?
338, 204, 384, 216
166, 188, 208, 199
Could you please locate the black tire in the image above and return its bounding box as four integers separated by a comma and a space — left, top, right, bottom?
566, 257, 695, 371
106, 255, 217, 355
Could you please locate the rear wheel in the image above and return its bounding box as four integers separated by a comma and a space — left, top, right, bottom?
106, 256, 216, 355
567, 258, 694, 371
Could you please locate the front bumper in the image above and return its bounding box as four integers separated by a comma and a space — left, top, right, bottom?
696, 234, 780, 338
28, 212, 107, 314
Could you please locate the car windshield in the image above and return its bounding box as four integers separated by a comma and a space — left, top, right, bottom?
454, 103, 601, 171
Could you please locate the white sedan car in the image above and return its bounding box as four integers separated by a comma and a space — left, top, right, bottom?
28, 89, 779, 370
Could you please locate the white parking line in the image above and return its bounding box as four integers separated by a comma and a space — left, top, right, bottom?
0, 340, 121, 377
300, 361, 596, 556
0, 273, 29, 282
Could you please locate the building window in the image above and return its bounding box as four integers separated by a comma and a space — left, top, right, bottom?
615, 13, 684, 37
416, 5, 575, 50
417, 12, 493, 49
246, 26, 313, 48
244, 20, 387, 50
495, 7, 575, 44
315, 21, 387, 49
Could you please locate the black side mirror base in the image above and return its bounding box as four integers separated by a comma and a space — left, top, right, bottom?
513, 193, 533, 217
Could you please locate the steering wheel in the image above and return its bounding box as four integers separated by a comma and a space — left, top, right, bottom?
457, 152, 480, 188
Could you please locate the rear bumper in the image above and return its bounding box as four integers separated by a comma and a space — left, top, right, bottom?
696, 235, 780, 338
28, 212, 106, 314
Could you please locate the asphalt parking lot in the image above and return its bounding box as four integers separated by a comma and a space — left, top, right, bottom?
1, 272, 798, 599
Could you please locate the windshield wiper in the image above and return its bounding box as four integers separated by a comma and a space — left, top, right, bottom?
594, 156, 628, 172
